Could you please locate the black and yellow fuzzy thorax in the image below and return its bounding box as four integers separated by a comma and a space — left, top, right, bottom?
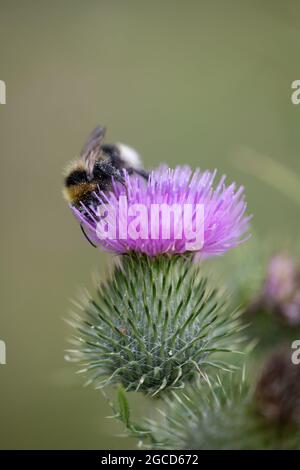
63, 161, 97, 207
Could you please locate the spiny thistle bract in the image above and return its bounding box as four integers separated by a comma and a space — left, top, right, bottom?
66, 253, 242, 396
131, 371, 300, 450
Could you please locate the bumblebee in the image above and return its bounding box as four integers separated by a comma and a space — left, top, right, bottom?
63, 125, 148, 208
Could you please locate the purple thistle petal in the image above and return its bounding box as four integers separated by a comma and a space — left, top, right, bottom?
71, 165, 251, 257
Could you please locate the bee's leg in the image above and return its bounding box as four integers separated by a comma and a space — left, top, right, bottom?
101, 161, 125, 183
80, 223, 97, 248
133, 168, 149, 180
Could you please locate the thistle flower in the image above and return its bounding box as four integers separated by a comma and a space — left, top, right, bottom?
262, 254, 300, 326
265, 254, 300, 302
66, 254, 242, 396
72, 166, 250, 257
121, 366, 300, 450
248, 253, 300, 326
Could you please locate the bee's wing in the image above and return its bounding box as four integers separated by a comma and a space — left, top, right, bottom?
80, 126, 106, 179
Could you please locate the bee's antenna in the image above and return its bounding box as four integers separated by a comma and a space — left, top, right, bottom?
80, 223, 97, 248
134, 168, 149, 180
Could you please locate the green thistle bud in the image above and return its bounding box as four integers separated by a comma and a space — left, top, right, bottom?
66, 253, 241, 396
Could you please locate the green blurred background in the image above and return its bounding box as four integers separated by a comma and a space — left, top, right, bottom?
1, 0, 300, 449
